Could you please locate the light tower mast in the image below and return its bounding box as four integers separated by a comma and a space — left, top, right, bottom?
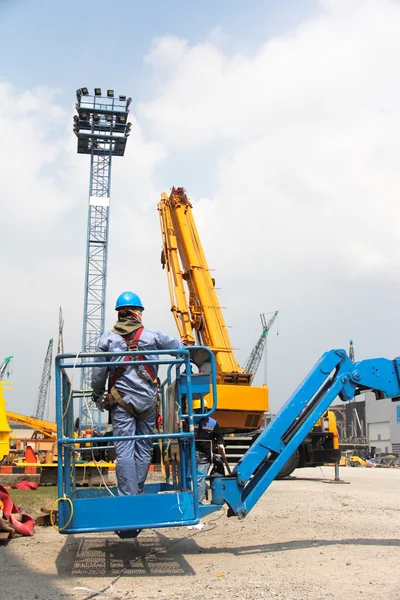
73, 87, 131, 427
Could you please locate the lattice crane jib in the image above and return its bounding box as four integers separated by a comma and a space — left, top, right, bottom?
0, 356, 13, 381
58, 306, 64, 355
73, 88, 131, 429
244, 311, 278, 382
35, 339, 53, 421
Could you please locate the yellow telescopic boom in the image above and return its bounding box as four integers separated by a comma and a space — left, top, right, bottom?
159, 187, 246, 381
158, 187, 268, 429
159, 192, 195, 346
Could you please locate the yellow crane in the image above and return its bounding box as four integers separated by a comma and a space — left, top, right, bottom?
158, 187, 267, 430
158, 187, 341, 477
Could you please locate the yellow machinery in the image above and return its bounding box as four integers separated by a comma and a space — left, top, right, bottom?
0, 381, 113, 484
1, 378, 57, 464
5, 411, 56, 439
349, 455, 366, 467
0, 382, 12, 464
1, 397, 57, 464
158, 187, 341, 476
158, 186, 268, 430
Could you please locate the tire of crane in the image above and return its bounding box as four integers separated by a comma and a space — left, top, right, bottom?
0, 457, 7, 466
276, 449, 299, 479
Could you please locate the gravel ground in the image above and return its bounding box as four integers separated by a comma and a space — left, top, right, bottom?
1, 467, 399, 600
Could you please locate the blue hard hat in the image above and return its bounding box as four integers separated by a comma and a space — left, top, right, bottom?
115, 291, 144, 311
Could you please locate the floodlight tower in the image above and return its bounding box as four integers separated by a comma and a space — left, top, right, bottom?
73, 87, 132, 428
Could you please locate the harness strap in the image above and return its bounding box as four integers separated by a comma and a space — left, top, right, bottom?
124, 327, 157, 384
110, 386, 157, 420
109, 327, 157, 389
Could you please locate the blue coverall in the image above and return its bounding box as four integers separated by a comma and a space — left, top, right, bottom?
91, 328, 183, 495
194, 416, 224, 503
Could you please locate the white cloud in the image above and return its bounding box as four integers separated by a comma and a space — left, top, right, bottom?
0, 84, 167, 417
138, 0, 400, 408
2, 0, 400, 418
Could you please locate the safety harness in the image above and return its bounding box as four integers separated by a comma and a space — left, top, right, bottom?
105, 327, 158, 420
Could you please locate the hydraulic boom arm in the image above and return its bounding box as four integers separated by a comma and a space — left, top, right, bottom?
218, 350, 400, 518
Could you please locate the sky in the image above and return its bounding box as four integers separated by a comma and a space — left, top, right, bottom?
0, 0, 399, 419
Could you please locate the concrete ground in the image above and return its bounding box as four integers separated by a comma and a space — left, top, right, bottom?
1, 467, 399, 600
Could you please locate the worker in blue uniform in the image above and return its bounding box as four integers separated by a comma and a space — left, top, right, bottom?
91, 291, 183, 496
193, 399, 232, 503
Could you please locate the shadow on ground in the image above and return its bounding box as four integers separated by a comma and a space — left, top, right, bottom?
1, 543, 69, 599
56, 530, 400, 578
56, 530, 196, 578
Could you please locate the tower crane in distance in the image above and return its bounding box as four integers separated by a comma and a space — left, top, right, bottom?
34, 339, 53, 421
349, 339, 355, 363
0, 356, 13, 381
58, 307, 64, 355
244, 312, 278, 383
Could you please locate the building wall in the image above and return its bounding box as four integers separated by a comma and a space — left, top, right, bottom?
368, 422, 391, 453
365, 392, 400, 453
330, 399, 367, 445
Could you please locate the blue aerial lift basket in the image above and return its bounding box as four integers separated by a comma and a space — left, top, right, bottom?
55, 347, 221, 534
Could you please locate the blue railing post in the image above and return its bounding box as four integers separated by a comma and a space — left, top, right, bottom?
55, 358, 63, 504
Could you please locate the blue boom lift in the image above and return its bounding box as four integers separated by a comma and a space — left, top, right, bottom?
55, 346, 400, 534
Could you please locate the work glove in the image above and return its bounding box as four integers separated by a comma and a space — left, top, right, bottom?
92, 391, 105, 412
